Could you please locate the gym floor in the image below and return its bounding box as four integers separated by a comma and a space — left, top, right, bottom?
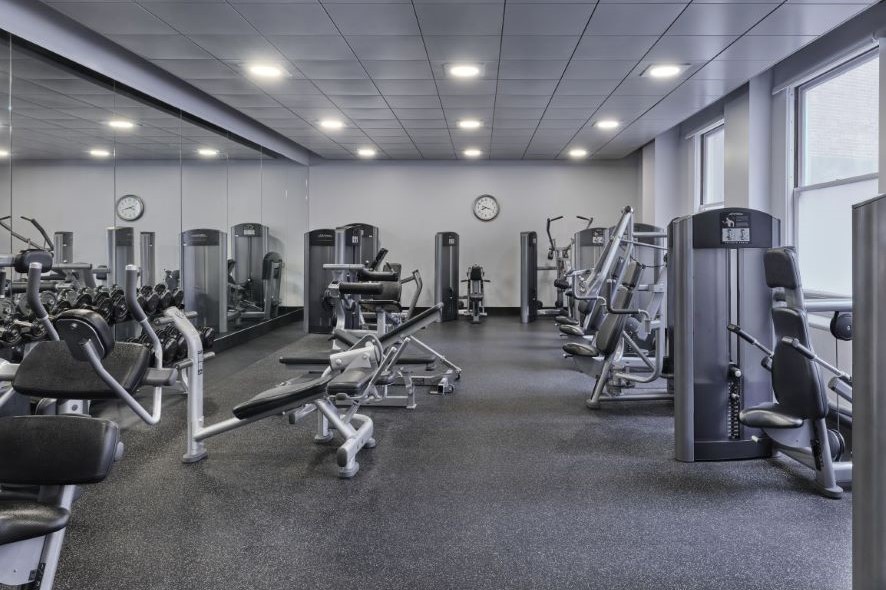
62, 317, 850, 590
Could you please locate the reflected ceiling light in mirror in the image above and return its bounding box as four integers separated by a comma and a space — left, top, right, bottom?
0, 150, 9, 158
107, 119, 135, 130
197, 148, 219, 157
320, 119, 344, 130
463, 148, 482, 158
568, 148, 588, 159
457, 119, 483, 130
89, 149, 111, 158
643, 64, 685, 79
595, 119, 620, 130
446, 64, 482, 79
248, 64, 286, 79
357, 148, 377, 158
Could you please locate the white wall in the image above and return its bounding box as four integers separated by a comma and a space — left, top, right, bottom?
0, 159, 308, 305
307, 159, 640, 307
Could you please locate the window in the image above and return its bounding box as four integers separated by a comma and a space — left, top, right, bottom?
700, 124, 725, 209
794, 51, 879, 295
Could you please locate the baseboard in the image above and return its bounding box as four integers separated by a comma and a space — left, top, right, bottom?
214, 307, 303, 352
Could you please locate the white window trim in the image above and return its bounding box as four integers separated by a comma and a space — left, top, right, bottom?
697, 121, 725, 211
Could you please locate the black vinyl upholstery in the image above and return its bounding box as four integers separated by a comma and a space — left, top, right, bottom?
559, 324, 585, 337
0, 416, 119, 485
770, 308, 829, 420
562, 342, 598, 357
764, 247, 802, 290
327, 367, 374, 395
232, 373, 332, 420
338, 282, 384, 296
739, 402, 804, 429
13, 340, 151, 399
469, 266, 483, 281
357, 269, 399, 282
0, 501, 70, 545
378, 303, 443, 348
13, 249, 53, 274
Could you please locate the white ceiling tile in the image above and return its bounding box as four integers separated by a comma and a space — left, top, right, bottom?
215, 94, 281, 107
497, 79, 559, 95
375, 79, 439, 95
107, 34, 213, 59
423, 36, 501, 61
586, 3, 686, 36
503, 3, 596, 35
645, 35, 737, 62
545, 106, 600, 119
401, 119, 448, 129
385, 95, 442, 108
268, 36, 355, 60
151, 59, 238, 79
291, 60, 368, 79
692, 59, 774, 80
494, 107, 547, 118
717, 36, 816, 60
749, 3, 870, 36
415, 4, 504, 35
346, 36, 428, 60
312, 79, 379, 94
341, 108, 397, 119
393, 107, 445, 119
612, 76, 682, 96
357, 119, 405, 128
325, 4, 420, 35
500, 36, 581, 60
439, 95, 495, 108
363, 60, 433, 79
189, 35, 286, 61
329, 95, 390, 109
668, 3, 778, 36
436, 80, 498, 95
495, 95, 551, 107
563, 60, 635, 80
556, 79, 620, 95
234, 4, 337, 35
499, 60, 569, 79
143, 3, 255, 34
573, 35, 658, 60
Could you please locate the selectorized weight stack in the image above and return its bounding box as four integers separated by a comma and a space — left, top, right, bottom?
304, 229, 337, 334
181, 228, 228, 334
107, 227, 135, 286
520, 231, 539, 323
669, 208, 780, 462
434, 232, 459, 322
232, 223, 269, 305
140, 231, 156, 286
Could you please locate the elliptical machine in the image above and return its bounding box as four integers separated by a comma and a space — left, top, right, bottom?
460, 265, 488, 324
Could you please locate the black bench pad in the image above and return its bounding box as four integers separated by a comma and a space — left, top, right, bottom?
0, 500, 70, 545
233, 374, 332, 420
13, 341, 151, 400
563, 342, 599, 357
559, 324, 585, 337
555, 316, 580, 326
280, 351, 434, 366
327, 367, 374, 396
740, 403, 804, 429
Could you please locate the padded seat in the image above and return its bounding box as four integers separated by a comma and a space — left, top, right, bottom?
13, 341, 151, 400
555, 316, 579, 326
553, 278, 570, 290
739, 402, 804, 429
0, 500, 70, 545
559, 324, 585, 337
562, 342, 598, 357
357, 269, 398, 282
327, 367, 374, 396
469, 291, 483, 302
232, 374, 332, 420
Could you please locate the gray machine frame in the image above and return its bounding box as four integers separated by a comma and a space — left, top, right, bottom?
434, 232, 459, 322
181, 228, 228, 333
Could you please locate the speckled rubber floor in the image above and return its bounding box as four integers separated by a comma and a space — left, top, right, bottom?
56, 317, 850, 590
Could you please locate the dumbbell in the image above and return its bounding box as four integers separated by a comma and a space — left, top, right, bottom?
154, 284, 174, 309
171, 288, 184, 308
0, 324, 22, 346
110, 292, 129, 323
199, 326, 216, 350
74, 290, 94, 308
138, 286, 160, 314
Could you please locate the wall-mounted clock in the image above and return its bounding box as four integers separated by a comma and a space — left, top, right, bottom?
116, 194, 145, 222
473, 194, 500, 222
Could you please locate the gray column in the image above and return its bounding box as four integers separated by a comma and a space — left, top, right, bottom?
724, 71, 773, 212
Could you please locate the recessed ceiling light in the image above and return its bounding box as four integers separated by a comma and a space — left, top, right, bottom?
595, 119, 620, 130
568, 148, 588, 159
457, 119, 483, 130
447, 64, 481, 79
463, 148, 482, 158
357, 148, 376, 158
89, 149, 111, 158
197, 148, 219, 157
248, 64, 285, 79
320, 119, 344, 130
644, 64, 684, 79
107, 119, 135, 130
0, 150, 9, 158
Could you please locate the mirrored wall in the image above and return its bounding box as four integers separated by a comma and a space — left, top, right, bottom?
0, 35, 308, 353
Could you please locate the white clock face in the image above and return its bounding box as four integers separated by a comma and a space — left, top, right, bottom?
116, 195, 144, 222
473, 195, 499, 221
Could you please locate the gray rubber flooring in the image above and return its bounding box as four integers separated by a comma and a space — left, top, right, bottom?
56, 317, 851, 590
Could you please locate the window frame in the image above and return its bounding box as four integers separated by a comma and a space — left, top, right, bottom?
795, 48, 879, 191
697, 121, 725, 211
